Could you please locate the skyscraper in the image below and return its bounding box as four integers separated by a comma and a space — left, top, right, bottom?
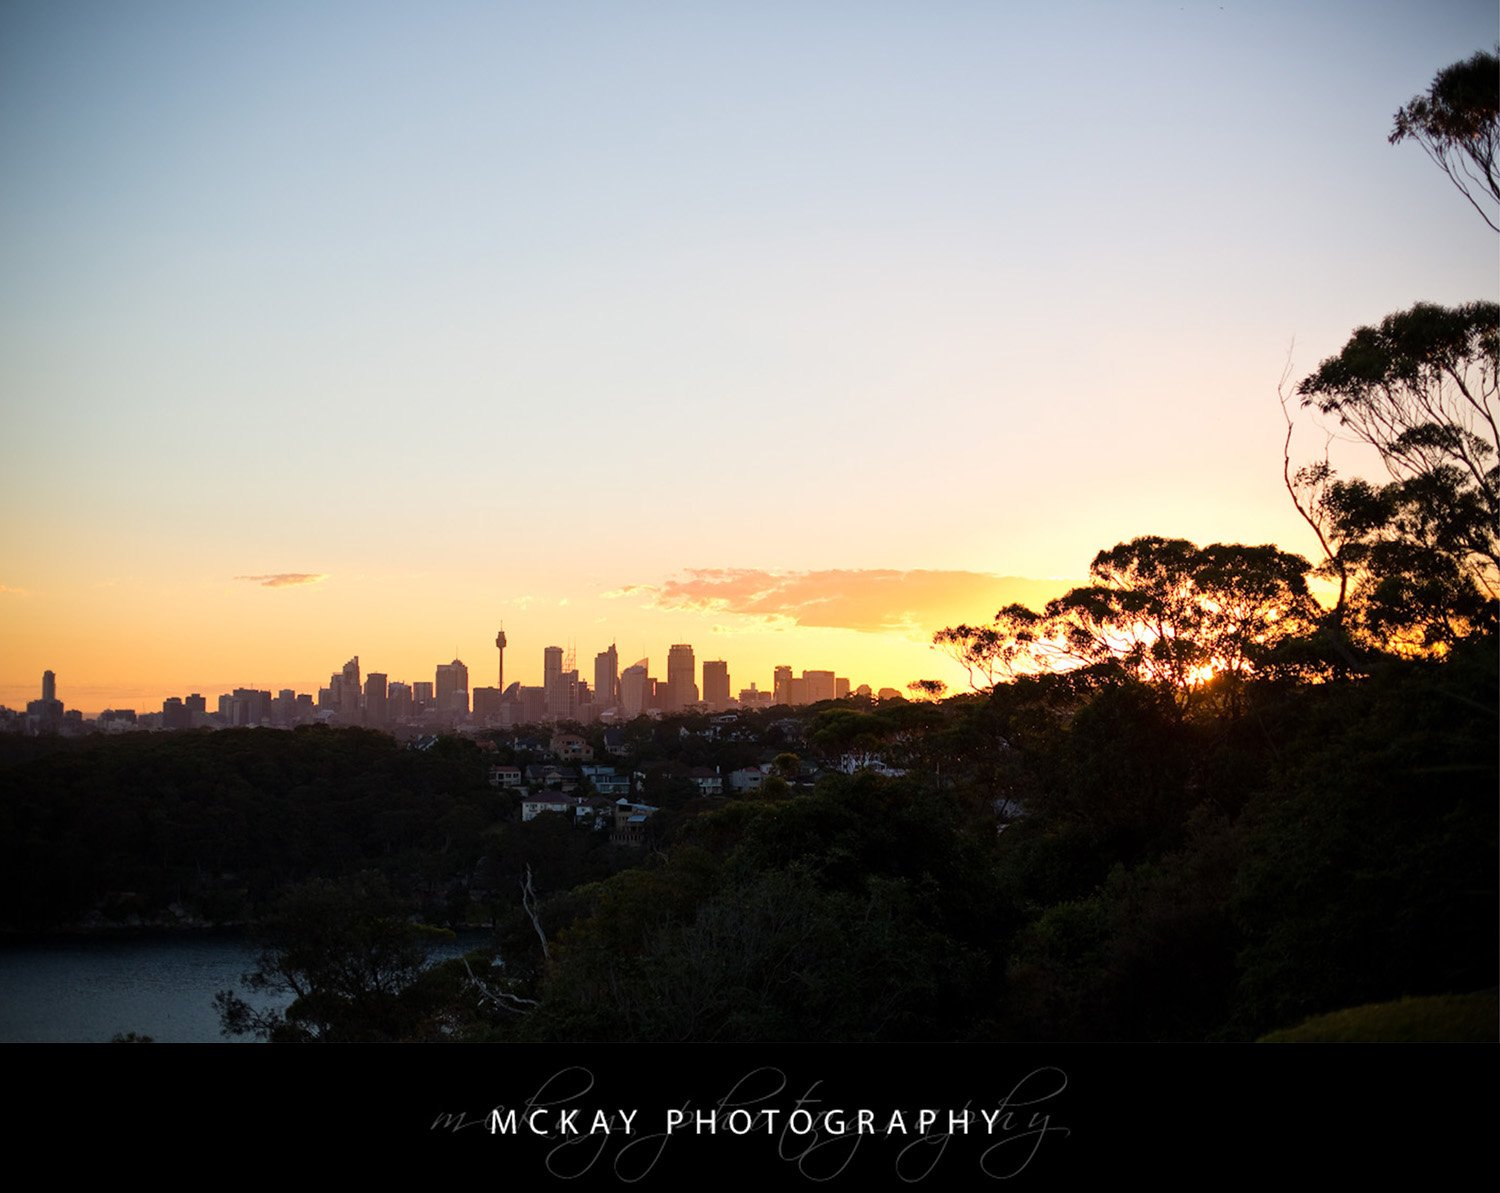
544, 646, 563, 689
802, 670, 836, 705
620, 659, 649, 718
667, 644, 697, 711
365, 673, 388, 726
594, 644, 619, 711
773, 665, 793, 707
340, 656, 362, 723
436, 659, 469, 716
702, 659, 730, 711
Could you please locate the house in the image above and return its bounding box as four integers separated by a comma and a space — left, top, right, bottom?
521, 793, 613, 826
524, 763, 580, 791
487, 764, 523, 789
550, 732, 594, 761
835, 753, 906, 778
611, 799, 659, 846
686, 766, 724, 797
580, 764, 631, 797
729, 766, 768, 794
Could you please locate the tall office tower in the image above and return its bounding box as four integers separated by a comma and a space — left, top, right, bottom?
594, 644, 619, 711
546, 669, 579, 721
620, 660, 649, 718
802, 670, 837, 705
412, 681, 434, 712
161, 696, 188, 730
33, 670, 62, 722
835, 678, 851, 700
185, 693, 207, 726
518, 686, 547, 724
773, 665, 793, 706
544, 646, 563, 689
495, 627, 507, 692
667, 644, 697, 711
387, 681, 412, 723
341, 657, 362, 723
365, 673, 388, 726
435, 659, 469, 716
702, 660, 730, 711
471, 686, 502, 722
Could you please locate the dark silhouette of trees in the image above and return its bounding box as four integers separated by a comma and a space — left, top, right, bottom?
1390, 49, 1500, 231
214, 872, 455, 1042
933, 537, 1315, 713
1291, 303, 1499, 652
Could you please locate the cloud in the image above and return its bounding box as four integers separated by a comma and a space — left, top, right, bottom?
601, 584, 659, 600
620, 569, 1075, 636
0, 583, 25, 596
234, 573, 328, 588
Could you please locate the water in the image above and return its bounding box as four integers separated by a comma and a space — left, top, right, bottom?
0, 930, 490, 1043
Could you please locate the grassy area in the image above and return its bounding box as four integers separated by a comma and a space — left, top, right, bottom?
1260, 993, 1498, 1043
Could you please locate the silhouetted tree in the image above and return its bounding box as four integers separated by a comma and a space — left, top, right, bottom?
1390, 49, 1500, 231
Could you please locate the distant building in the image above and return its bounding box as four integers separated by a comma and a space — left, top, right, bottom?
802, 670, 836, 704
546, 669, 579, 722
668, 644, 697, 711
341, 657, 361, 723
773, 665, 793, 706
472, 686, 503, 722
738, 683, 773, 709
436, 660, 469, 716
702, 659, 730, 711
620, 660, 650, 718
365, 673, 388, 726
594, 644, 619, 712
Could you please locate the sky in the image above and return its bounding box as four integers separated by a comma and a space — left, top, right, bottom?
1, 0, 1495, 714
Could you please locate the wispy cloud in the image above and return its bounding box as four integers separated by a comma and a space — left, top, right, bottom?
617, 569, 1073, 635
0, 582, 25, 596
602, 584, 659, 599
235, 573, 328, 588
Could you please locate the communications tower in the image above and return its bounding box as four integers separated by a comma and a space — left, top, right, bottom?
495, 626, 507, 692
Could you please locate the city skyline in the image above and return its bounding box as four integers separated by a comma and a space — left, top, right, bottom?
2, 3, 1492, 718
5, 629, 880, 727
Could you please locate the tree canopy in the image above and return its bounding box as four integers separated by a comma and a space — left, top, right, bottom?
935, 536, 1315, 712
1390, 49, 1500, 231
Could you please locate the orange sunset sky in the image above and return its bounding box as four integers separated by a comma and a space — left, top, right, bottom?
2, 1, 1494, 714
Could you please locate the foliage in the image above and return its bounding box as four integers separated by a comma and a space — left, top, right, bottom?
0, 726, 505, 930
1390, 49, 1500, 231
933, 537, 1315, 713
214, 871, 457, 1042
1290, 300, 1499, 652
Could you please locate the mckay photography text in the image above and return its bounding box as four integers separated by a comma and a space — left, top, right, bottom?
431, 1064, 1071, 1180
